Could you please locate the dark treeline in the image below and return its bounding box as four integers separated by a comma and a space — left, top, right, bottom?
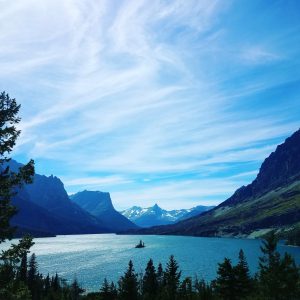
0, 92, 300, 300
1, 233, 300, 300
83, 234, 300, 300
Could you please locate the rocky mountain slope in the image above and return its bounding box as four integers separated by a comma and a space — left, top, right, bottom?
121, 204, 214, 227
70, 190, 138, 231
8, 160, 109, 236
133, 129, 300, 238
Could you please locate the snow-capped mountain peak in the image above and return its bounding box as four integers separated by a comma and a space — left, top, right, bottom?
120, 204, 214, 227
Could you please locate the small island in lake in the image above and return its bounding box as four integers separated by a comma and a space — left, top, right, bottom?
135, 240, 145, 248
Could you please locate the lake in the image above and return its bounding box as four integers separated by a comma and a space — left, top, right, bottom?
3, 234, 300, 292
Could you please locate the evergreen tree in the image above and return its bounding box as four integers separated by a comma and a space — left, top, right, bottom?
27, 253, 38, 299
19, 252, 28, 282
194, 278, 213, 300
157, 262, 164, 286
71, 278, 85, 300
110, 282, 118, 299
100, 278, 110, 294
118, 260, 139, 300
52, 272, 60, 291
259, 233, 300, 299
215, 257, 236, 300
0, 92, 34, 243
100, 278, 116, 300
163, 255, 181, 300
0, 92, 34, 298
44, 273, 50, 294
258, 233, 283, 300
179, 277, 193, 300
142, 258, 158, 299
234, 249, 252, 299
279, 253, 300, 299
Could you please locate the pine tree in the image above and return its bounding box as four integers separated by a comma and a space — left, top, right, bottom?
142, 258, 158, 299
157, 262, 164, 286
100, 278, 116, 300
279, 253, 300, 299
71, 278, 85, 300
19, 252, 28, 282
194, 278, 213, 300
44, 273, 50, 294
0, 92, 34, 243
164, 255, 181, 300
258, 233, 282, 299
215, 257, 236, 300
0, 92, 35, 297
52, 272, 60, 291
28, 253, 38, 298
234, 249, 252, 298
110, 282, 118, 299
179, 277, 193, 300
118, 260, 139, 300
259, 233, 300, 300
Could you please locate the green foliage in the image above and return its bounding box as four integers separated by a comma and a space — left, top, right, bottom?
234, 249, 252, 298
0, 92, 35, 298
118, 260, 139, 300
142, 258, 158, 299
163, 255, 181, 300
258, 232, 300, 300
215, 258, 236, 300
0, 91, 34, 243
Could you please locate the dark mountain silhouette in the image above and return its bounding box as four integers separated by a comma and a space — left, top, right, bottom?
7, 160, 108, 236
70, 190, 138, 231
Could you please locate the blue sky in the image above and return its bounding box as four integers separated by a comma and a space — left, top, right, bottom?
1, 0, 300, 210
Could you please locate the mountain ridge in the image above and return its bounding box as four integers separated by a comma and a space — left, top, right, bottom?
127, 128, 300, 238
121, 204, 215, 227
7, 160, 109, 236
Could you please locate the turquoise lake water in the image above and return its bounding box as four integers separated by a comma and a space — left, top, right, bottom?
3, 234, 300, 292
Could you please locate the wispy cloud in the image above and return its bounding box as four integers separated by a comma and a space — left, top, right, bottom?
1, 0, 300, 209
240, 46, 281, 65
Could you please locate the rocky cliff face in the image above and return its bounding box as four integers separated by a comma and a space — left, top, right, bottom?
8, 160, 108, 236
70, 190, 138, 231
132, 128, 300, 237
223, 129, 300, 207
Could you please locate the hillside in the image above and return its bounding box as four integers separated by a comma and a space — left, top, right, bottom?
133, 129, 300, 238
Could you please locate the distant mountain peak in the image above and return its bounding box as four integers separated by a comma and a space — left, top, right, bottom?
71, 190, 114, 211
121, 204, 214, 227
152, 203, 162, 212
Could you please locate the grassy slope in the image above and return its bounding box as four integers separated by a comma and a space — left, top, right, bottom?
141, 180, 300, 238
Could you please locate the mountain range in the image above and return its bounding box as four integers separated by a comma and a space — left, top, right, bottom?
121, 204, 214, 227
7, 160, 136, 236
128, 128, 300, 239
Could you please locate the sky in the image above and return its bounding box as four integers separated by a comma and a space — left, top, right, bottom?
1, 0, 300, 210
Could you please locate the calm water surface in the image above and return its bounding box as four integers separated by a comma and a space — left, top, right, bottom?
3, 234, 300, 292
